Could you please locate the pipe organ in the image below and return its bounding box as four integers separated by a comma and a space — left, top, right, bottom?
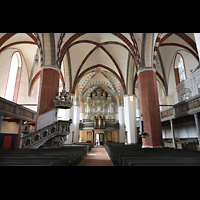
82, 88, 117, 120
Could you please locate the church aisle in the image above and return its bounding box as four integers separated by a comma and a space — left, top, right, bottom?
78, 145, 114, 166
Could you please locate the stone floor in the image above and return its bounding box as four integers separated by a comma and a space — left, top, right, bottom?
78, 145, 114, 166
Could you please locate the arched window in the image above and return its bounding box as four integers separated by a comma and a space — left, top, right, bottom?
174, 53, 187, 86
5, 52, 22, 102
178, 56, 186, 82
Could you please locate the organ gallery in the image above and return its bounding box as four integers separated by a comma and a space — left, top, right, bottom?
81, 88, 117, 120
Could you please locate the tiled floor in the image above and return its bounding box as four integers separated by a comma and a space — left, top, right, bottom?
78, 145, 114, 166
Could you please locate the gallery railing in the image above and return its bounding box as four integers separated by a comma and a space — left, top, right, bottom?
160, 94, 200, 121
0, 96, 36, 122
79, 119, 119, 130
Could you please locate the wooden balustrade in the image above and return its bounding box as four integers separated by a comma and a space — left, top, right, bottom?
79, 118, 119, 130
21, 120, 72, 149
161, 94, 200, 121
0, 96, 36, 122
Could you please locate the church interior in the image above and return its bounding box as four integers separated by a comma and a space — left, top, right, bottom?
1, 33, 200, 166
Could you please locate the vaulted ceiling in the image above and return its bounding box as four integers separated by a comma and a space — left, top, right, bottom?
0, 33, 199, 106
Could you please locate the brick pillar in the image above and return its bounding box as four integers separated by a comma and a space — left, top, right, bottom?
137, 67, 164, 148
36, 66, 60, 129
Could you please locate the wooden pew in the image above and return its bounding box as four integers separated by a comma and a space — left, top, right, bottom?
0, 157, 63, 166
104, 143, 200, 166
0, 144, 91, 166
127, 159, 200, 166
0, 149, 72, 166
72, 142, 94, 152
0, 153, 70, 166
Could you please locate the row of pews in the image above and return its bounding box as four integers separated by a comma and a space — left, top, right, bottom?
104, 143, 200, 166
0, 143, 94, 166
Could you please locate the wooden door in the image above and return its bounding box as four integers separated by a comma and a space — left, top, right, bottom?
99, 133, 104, 145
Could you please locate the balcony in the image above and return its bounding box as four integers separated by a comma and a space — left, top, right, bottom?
0, 96, 36, 122
160, 93, 200, 121
79, 119, 119, 130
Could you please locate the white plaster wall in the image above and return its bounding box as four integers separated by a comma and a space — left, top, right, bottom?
162, 120, 197, 139
0, 49, 39, 111
37, 108, 57, 130
118, 106, 125, 143
124, 95, 137, 144
1, 121, 19, 134
73, 105, 80, 143
194, 33, 200, 59
17, 53, 39, 111
158, 46, 199, 106
0, 49, 12, 98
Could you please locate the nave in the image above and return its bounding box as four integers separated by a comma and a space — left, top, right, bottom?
2, 140, 200, 166
78, 145, 114, 166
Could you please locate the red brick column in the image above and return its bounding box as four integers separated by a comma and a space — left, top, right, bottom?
137, 67, 164, 148
37, 66, 60, 116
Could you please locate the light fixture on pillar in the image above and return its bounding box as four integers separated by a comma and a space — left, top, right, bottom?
130, 96, 133, 101
139, 132, 147, 138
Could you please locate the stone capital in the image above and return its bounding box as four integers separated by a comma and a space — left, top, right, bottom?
137, 67, 156, 76
41, 65, 60, 73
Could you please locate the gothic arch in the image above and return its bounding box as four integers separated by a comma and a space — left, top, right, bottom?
141, 33, 155, 68
153, 33, 199, 69
57, 33, 140, 70
42, 33, 56, 66
29, 70, 65, 96
0, 33, 43, 67
126, 53, 136, 94
79, 70, 120, 104
80, 83, 118, 105
73, 64, 126, 94
70, 40, 128, 88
